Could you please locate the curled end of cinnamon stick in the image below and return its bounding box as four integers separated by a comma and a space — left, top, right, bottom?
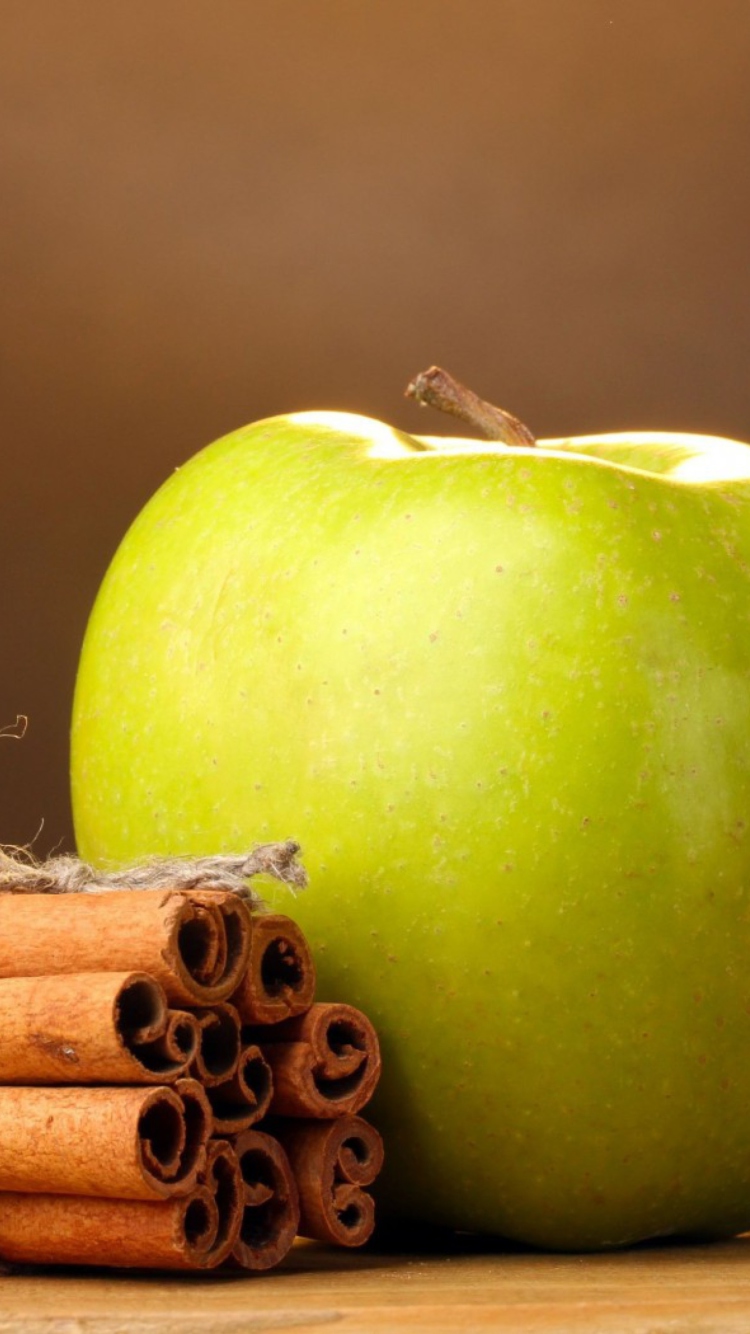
136, 1078, 211, 1196
196, 1139, 243, 1267
261, 1002, 382, 1118
168, 892, 251, 1004
138, 1088, 188, 1186
173, 1077, 213, 1181
230, 1129, 300, 1271
208, 1042, 274, 1135
189, 1002, 273, 1133
118, 974, 199, 1077
232, 914, 316, 1025
276, 1115, 384, 1247
176, 1187, 221, 1267
189, 1003, 242, 1087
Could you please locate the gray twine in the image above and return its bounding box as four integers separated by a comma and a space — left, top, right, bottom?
0, 840, 308, 904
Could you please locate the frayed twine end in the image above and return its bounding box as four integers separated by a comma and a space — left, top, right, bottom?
0, 716, 28, 740
0, 840, 308, 906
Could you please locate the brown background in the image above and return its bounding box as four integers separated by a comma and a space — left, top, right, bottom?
2, 0, 750, 854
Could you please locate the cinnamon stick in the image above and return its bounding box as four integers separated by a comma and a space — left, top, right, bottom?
0, 1081, 210, 1198
274, 1115, 384, 1247
0, 1186, 223, 1269
172, 1076, 213, 1177
207, 1041, 274, 1135
144, 1009, 201, 1073
189, 1002, 242, 1086
194, 1138, 244, 1267
259, 1003, 382, 1117
0, 889, 251, 1005
187, 1001, 272, 1132
0, 972, 199, 1084
231, 913, 315, 1024
229, 1128, 300, 1271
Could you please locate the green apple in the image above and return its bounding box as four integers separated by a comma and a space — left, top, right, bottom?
71, 402, 750, 1250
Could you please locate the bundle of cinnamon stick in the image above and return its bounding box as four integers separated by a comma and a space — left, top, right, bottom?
0, 888, 383, 1271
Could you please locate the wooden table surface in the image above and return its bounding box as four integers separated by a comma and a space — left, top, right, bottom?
2, 1232, 750, 1333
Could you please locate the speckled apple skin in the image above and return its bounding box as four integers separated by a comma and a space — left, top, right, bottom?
72, 415, 750, 1250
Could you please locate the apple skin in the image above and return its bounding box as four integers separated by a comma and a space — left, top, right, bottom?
71, 412, 750, 1250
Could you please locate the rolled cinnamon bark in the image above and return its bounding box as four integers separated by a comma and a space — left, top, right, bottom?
188, 1001, 271, 1130
189, 1002, 242, 1086
0, 1186, 222, 1269
0, 890, 251, 1004
173, 1076, 212, 1177
0, 1081, 210, 1198
231, 913, 315, 1024
0, 972, 199, 1084
274, 1115, 384, 1247
229, 1129, 300, 1270
143, 1008, 201, 1072
207, 1041, 274, 1135
259, 1003, 382, 1117
194, 1138, 244, 1267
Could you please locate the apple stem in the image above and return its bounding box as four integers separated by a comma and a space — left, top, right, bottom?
405, 366, 536, 447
